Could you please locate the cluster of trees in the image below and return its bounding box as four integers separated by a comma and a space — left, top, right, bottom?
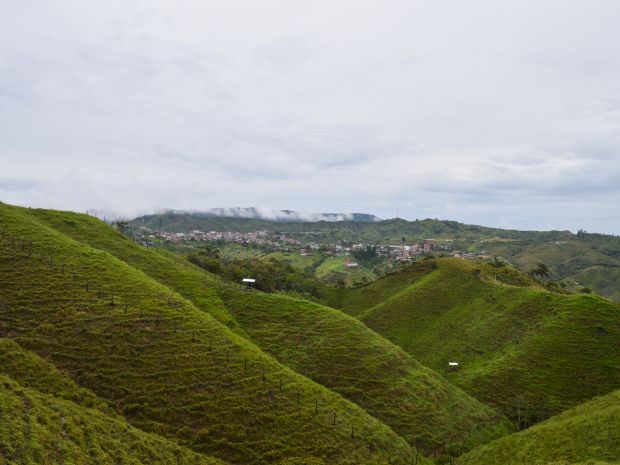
351, 245, 382, 267
188, 247, 323, 298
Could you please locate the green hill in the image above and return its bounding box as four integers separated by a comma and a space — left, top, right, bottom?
24, 207, 237, 328
0, 374, 228, 465
29, 204, 516, 451
0, 338, 111, 415
470, 235, 620, 301
0, 339, 226, 465
218, 287, 511, 457
0, 202, 417, 465
458, 390, 620, 465
329, 259, 620, 426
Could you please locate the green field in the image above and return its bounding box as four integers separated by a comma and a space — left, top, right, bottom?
314, 256, 377, 286
261, 251, 319, 271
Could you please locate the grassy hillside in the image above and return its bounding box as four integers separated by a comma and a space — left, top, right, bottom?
24, 207, 237, 328
332, 259, 620, 425
314, 256, 377, 287
319, 260, 442, 316
261, 251, 319, 271
458, 390, 620, 465
218, 287, 511, 458
0, 373, 227, 465
0, 338, 111, 415
473, 237, 620, 301
0, 202, 417, 465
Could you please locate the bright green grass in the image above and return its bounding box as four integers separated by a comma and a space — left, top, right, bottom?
344, 259, 620, 425
0, 338, 111, 415
24, 207, 237, 328
0, 373, 227, 465
218, 286, 512, 458
318, 260, 439, 315
0, 202, 415, 465
261, 251, 318, 270
217, 244, 266, 260
314, 257, 376, 286
458, 390, 620, 465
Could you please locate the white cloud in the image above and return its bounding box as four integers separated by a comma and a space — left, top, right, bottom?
1, 0, 619, 233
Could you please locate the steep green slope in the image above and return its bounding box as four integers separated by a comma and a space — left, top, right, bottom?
347, 259, 620, 425
25, 207, 236, 328
219, 287, 511, 457
0, 373, 226, 465
0, 202, 416, 465
458, 390, 620, 465
0, 338, 110, 414
319, 260, 441, 316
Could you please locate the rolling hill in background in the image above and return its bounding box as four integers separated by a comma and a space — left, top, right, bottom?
1, 201, 619, 465
136, 208, 381, 226
130, 212, 620, 301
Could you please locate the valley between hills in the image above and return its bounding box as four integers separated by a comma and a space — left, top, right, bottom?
0, 201, 618, 465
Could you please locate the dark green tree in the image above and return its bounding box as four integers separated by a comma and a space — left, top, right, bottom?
531, 263, 550, 290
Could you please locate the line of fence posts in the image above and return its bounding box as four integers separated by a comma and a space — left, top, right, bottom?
0, 228, 424, 464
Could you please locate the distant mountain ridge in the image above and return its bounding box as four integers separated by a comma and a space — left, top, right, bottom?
129, 213, 620, 302
161, 207, 381, 223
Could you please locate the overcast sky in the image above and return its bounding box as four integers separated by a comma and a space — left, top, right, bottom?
1, 1, 619, 233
